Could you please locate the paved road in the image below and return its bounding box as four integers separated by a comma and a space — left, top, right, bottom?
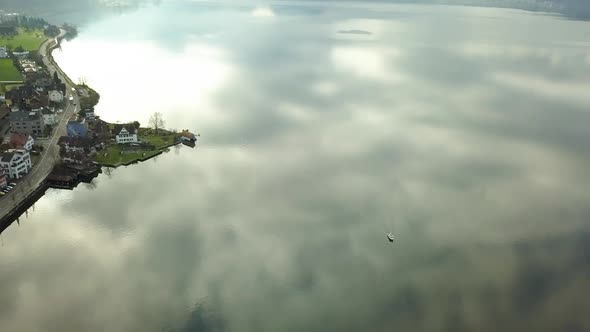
0, 30, 79, 220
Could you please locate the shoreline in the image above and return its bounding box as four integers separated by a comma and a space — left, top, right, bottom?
0, 24, 197, 234
91, 122, 186, 167
98, 140, 180, 168
0, 32, 67, 233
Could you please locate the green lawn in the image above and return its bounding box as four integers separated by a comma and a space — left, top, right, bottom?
141, 134, 178, 149
0, 28, 46, 51
0, 59, 23, 82
95, 144, 160, 165
94, 132, 178, 166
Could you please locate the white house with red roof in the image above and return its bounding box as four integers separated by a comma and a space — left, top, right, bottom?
9, 133, 34, 151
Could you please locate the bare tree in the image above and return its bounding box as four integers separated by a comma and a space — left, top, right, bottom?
78, 77, 87, 86
104, 166, 113, 178
149, 112, 165, 134
85, 181, 97, 190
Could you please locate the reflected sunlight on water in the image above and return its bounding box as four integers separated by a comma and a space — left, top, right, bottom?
1, 2, 590, 331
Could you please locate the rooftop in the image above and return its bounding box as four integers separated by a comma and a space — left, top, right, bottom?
58, 136, 93, 148
0, 152, 15, 162
113, 124, 137, 135
68, 116, 86, 124
9, 110, 42, 122
0, 149, 26, 162
9, 133, 31, 146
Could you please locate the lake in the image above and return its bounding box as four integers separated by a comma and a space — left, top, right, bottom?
1, 2, 590, 331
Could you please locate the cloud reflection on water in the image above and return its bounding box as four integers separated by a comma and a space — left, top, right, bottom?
1, 2, 590, 332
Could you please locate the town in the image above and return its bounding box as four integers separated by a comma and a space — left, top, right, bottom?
0, 12, 197, 228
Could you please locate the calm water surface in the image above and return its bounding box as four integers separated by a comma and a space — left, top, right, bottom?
2, 2, 590, 331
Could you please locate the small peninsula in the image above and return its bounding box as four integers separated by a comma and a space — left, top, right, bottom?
0, 12, 197, 232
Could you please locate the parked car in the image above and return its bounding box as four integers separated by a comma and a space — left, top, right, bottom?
9, 182, 16, 186
0, 192, 5, 196
6, 186, 14, 190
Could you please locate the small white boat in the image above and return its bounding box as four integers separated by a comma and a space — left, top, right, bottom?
387, 233, 394, 242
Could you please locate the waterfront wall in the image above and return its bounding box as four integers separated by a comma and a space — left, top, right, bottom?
0, 183, 48, 234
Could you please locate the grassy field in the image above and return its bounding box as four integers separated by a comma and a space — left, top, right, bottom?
95, 144, 161, 165
94, 132, 179, 166
141, 134, 178, 149
0, 28, 46, 51
0, 59, 23, 82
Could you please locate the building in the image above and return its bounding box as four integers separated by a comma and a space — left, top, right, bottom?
0, 46, 7, 58
0, 149, 32, 179
58, 136, 95, 165
58, 136, 94, 153
180, 130, 196, 142
31, 76, 54, 89
28, 93, 49, 109
12, 51, 29, 59
9, 133, 34, 151
5, 85, 34, 104
10, 110, 45, 136
61, 151, 89, 165
67, 117, 88, 137
5, 85, 49, 109
81, 107, 95, 121
41, 107, 56, 125
48, 90, 63, 103
114, 125, 138, 144
20, 60, 37, 73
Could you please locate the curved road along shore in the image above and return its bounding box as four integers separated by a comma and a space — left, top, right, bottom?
0, 30, 80, 224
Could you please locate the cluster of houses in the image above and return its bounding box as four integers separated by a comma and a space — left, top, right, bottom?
2, 76, 64, 135
19, 58, 41, 75
0, 132, 35, 190
0, 34, 180, 191
58, 110, 141, 165
0, 51, 66, 190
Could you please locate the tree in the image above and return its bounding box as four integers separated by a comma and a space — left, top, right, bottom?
44, 124, 55, 137
133, 121, 140, 129
45, 25, 60, 37
104, 167, 113, 178
14, 46, 24, 53
149, 112, 165, 134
